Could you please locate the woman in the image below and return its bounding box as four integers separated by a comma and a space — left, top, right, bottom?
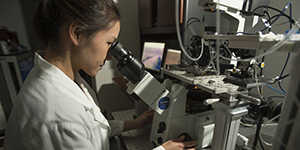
4, 0, 197, 149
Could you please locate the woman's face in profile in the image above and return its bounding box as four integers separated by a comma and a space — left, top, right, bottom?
76, 21, 120, 76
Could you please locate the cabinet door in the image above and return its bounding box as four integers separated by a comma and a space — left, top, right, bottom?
138, 0, 154, 29
157, 0, 176, 27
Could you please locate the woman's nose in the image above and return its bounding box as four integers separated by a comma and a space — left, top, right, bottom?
106, 51, 112, 60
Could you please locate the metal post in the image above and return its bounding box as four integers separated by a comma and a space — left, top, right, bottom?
211, 102, 248, 150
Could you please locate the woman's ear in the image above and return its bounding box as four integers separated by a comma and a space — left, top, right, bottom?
69, 23, 80, 46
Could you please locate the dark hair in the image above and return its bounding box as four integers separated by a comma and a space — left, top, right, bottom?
32, 0, 121, 50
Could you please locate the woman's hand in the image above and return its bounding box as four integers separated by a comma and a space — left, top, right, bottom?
123, 110, 154, 131
162, 135, 197, 150
134, 109, 154, 129
123, 110, 197, 150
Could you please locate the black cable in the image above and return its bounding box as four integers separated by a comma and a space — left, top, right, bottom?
263, 10, 272, 32
274, 21, 291, 26
183, 17, 201, 39
278, 74, 289, 80
267, 14, 295, 24
186, 17, 200, 26
277, 3, 292, 93
264, 10, 271, 24
237, 13, 291, 34
187, 20, 200, 27
278, 52, 290, 94
264, 3, 293, 28
253, 118, 263, 149
251, 5, 295, 23
258, 136, 266, 150
289, 3, 293, 30
251, 4, 296, 33
180, 17, 201, 52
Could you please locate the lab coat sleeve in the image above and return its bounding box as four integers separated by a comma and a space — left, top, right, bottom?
108, 120, 124, 138
152, 145, 165, 150
46, 122, 94, 149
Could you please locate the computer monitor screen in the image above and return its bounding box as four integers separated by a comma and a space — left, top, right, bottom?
164, 49, 181, 68
141, 42, 165, 71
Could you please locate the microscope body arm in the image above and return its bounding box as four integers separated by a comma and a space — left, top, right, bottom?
126, 71, 169, 115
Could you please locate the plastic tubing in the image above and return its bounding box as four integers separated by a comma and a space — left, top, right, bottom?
176, 0, 300, 63
266, 84, 287, 95
255, 66, 263, 99
259, 114, 281, 147
212, 19, 300, 62
175, 0, 204, 62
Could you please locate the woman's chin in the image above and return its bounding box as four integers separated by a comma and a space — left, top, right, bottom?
86, 70, 98, 77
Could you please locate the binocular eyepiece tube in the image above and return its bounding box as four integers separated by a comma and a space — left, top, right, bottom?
109, 41, 145, 84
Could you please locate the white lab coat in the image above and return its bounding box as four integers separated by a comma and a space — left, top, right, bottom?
4, 51, 123, 150
4, 51, 165, 150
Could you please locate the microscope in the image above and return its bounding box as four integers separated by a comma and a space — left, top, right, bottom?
109, 0, 300, 149
109, 40, 259, 149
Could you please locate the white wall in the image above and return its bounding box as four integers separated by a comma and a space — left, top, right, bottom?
95, 0, 140, 92
95, 0, 140, 118
0, 0, 32, 49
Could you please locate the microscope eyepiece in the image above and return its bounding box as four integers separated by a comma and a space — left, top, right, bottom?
110, 41, 127, 62
109, 41, 145, 84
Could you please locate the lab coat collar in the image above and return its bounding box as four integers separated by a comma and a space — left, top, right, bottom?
74, 74, 109, 125
34, 51, 110, 127
34, 51, 93, 109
